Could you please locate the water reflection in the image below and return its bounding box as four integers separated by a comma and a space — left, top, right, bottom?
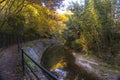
51, 68, 67, 80
41, 45, 100, 80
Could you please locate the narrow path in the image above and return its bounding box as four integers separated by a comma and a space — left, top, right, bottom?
0, 45, 22, 80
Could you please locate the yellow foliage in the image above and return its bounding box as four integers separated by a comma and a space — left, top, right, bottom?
18, 2, 67, 37
55, 14, 68, 22
87, 0, 101, 27
51, 60, 67, 70
76, 33, 88, 52
0, 0, 6, 7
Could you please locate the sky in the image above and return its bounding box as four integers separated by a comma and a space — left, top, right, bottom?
57, 0, 85, 14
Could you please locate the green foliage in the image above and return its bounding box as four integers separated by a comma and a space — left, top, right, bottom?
1, 14, 25, 34
7, 14, 25, 34
0, 1, 66, 38
63, 0, 120, 59
0, 0, 67, 39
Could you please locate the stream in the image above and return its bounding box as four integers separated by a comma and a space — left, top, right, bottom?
23, 40, 120, 80
41, 44, 101, 80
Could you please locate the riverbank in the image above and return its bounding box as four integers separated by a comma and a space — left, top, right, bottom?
73, 52, 120, 80
22, 39, 120, 80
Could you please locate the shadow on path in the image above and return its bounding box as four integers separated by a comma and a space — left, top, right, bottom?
0, 45, 22, 80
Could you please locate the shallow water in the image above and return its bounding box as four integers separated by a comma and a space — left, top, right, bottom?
41, 45, 100, 80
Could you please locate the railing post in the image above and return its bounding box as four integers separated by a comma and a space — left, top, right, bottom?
21, 49, 25, 76
21, 49, 59, 80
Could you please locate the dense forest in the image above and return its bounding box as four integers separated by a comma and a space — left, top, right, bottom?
0, 0, 66, 38
0, 0, 120, 65
63, 0, 120, 65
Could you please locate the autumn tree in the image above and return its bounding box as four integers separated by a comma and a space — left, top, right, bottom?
63, 0, 120, 58
0, 0, 65, 37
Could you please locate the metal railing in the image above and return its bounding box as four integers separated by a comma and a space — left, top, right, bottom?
20, 48, 59, 80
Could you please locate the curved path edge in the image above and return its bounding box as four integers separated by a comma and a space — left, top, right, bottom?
0, 45, 22, 80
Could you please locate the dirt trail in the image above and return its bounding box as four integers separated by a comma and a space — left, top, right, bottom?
0, 45, 22, 80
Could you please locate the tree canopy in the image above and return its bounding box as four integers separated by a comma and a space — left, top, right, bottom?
1, 0, 120, 65
61, 0, 120, 63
